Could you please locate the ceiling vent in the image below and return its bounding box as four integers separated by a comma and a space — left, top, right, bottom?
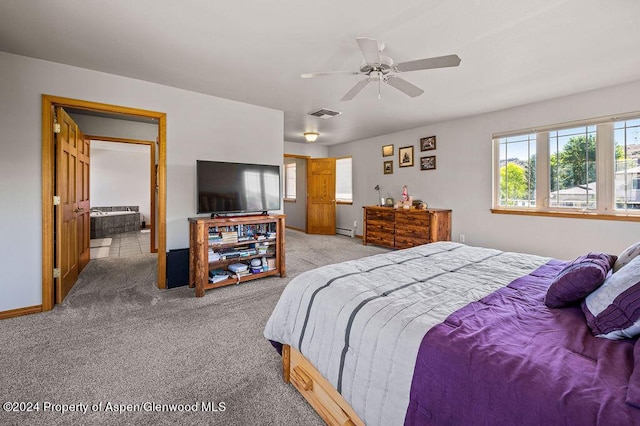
308, 108, 342, 119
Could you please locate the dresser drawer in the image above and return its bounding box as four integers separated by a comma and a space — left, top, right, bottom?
366, 232, 394, 248
366, 208, 394, 222
395, 223, 429, 238
394, 234, 428, 249
366, 219, 394, 233
394, 210, 429, 227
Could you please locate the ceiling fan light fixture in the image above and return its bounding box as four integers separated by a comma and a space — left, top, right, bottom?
304, 132, 319, 143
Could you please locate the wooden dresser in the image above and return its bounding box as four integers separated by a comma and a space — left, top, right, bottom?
363, 206, 451, 249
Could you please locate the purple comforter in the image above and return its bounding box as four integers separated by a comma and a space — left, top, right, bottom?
405, 260, 640, 425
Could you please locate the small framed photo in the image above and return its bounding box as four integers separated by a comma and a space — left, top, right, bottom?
383, 160, 393, 174
420, 155, 436, 170
382, 144, 394, 157
420, 135, 436, 151
399, 146, 414, 167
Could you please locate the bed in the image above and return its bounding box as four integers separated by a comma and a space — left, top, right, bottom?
264, 241, 640, 425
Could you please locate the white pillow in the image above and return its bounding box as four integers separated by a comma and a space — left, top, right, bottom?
582, 255, 640, 339
613, 241, 640, 272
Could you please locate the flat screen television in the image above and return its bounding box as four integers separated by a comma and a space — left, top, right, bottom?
196, 160, 281, 215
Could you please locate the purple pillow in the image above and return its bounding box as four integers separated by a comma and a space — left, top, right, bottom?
544, 252, 617, 308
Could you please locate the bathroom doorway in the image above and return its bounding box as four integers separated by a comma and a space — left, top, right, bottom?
85, 137, 157, 260
41, 95, 167, 311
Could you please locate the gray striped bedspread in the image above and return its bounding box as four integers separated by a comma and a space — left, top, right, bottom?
264, 242, 549, 426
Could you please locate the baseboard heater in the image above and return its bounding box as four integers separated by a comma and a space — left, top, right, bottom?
336, 227, 355, 238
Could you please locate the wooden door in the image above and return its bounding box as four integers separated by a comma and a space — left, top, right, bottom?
306, 158, 336, 234
77, 130, 90, 271
55, 107, 80, 303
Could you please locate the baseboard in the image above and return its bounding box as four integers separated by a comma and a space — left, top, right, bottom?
285, 225, 306, 233
0, 304, 42, 320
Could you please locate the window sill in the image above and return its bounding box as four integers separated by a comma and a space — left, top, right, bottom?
336, 201, 353, 205
284, 199, 296, 203
491, 208, 640, 222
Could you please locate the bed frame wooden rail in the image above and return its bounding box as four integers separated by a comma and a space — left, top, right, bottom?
282, 344, 364, 426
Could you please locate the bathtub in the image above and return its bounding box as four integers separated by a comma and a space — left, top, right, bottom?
90, 210, 138, 217
90, 208, 141, 239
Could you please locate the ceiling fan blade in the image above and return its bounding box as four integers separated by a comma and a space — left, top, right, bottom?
301, 70, 360, 79
341, 79, 371, 101
395, 54, 461, 72
356, 37, 381, 64
386, 76, 424, 97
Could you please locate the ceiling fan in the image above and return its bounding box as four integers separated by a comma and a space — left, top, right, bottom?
301, 37, 461, 101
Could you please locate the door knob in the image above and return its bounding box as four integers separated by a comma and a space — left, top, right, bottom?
73, 207, 84, 213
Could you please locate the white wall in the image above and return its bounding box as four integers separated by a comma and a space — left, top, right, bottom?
329, 79, 640, 261
284, 141, 328, 158
90, 142, 151, 223
0, 51, 283, 312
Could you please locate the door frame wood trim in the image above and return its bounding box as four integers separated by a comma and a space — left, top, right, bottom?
85, 135, 157, 254
42, 95, 167, 311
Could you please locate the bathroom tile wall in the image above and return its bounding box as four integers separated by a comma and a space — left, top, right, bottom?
90, 206, 142, 239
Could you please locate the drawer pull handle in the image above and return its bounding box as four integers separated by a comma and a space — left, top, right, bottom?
291, 366, 313, 391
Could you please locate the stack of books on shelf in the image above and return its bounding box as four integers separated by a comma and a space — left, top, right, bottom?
209, 269, 230, 283
208, 233, 223, 245
221, 231, 238, 244
208, 249, 220, 262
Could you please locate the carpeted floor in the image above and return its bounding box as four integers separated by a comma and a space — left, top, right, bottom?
0, 229, 388, 425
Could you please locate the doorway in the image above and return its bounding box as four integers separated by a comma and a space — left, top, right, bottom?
41, 95, 167, 311
85, 136, 157, 257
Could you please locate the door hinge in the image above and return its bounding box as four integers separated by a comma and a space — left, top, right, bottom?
53, 195, 61, 205
53, 123, 61, 134
53, 268, 60, 279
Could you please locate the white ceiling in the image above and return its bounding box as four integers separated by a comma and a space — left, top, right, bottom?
2, 0, 640, 145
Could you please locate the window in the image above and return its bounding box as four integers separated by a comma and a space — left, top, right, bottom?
335, 157, 353, 203
614, 118, 640, 211
284, 162, 296, 201
496, 134, 536, 207
548, 126, 597, 209
493, 113, 640, 219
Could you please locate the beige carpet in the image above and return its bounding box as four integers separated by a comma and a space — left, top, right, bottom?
0, 230, 389, 425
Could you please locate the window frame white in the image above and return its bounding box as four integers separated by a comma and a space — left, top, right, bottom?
335, 156, 353, 204
283, 161, 296, 202
492, 111, 640, 220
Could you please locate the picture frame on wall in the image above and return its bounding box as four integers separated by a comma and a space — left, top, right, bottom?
383, 160, 393, 174
399, 145, 414, 167
420, 155, 436, 170
420, 135, 436, 151
382, 144, 394, 157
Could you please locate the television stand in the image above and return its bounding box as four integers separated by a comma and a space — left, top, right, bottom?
188, 214, 286, 297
